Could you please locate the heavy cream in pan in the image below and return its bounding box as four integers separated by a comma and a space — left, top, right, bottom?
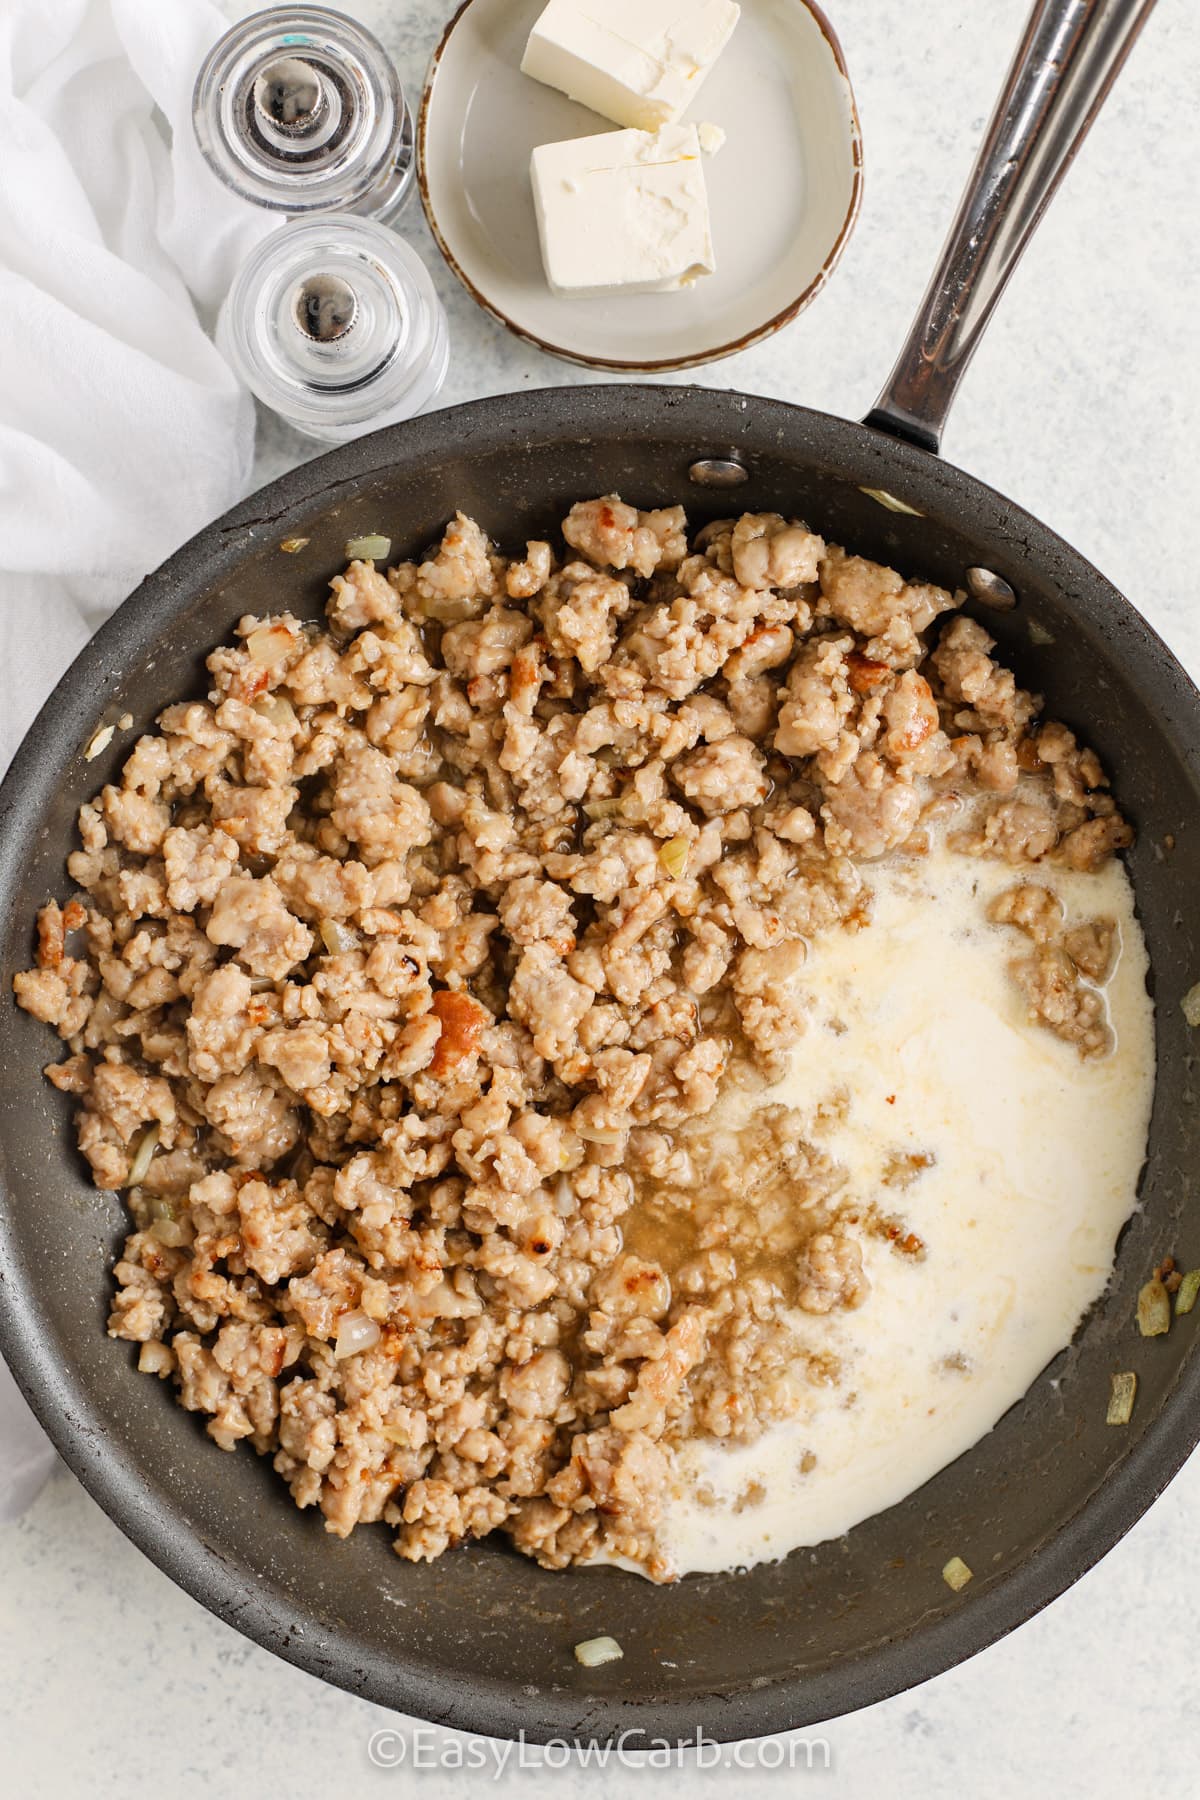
639, 843, 1155, 1576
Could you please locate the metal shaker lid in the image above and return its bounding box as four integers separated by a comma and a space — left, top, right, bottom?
193, 6, 413, 223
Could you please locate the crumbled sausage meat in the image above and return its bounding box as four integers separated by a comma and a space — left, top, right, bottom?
990, 883, 1118, 1053
14, 497, 1131, 1580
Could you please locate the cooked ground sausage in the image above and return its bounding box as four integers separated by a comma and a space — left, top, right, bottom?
14, 500, 1130, 1578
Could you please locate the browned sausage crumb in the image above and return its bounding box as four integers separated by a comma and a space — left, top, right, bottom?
989, 883, 1118, 1055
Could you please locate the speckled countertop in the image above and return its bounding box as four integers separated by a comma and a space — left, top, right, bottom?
4, 1, 1199, 1794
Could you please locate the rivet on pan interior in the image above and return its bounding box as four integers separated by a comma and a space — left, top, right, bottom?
966, 567, 1017, 610
689, 456, 749, 488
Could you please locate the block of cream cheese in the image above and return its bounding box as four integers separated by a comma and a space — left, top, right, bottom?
521, 0, 740, 132
531, 124, 715, 299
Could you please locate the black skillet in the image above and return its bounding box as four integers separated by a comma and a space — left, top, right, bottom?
0, 0, 1188, 1746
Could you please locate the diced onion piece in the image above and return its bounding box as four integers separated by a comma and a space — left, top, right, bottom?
583, 799, 623, 820
124, 1124, 160, 1188
252, 694, 297, 729
381, 1424, 409, 1447
279, 536, 310, 554
345, 534, 391, 562
150, 1218, 187, 1248
1137, 1276, 1172, 1337
859, 485, 923, 517
335, 1310, 381, 1360
574, 1636, 623, 1668
84, 724, 115, 761
1175, 1269, 1200, 1315
318, 918, 357, 955
1107, 1370, 1137, 1425
415, 594, 476, 622
147, 1196, 176, 1222
1028, 619, 1056, 647
1183, 983, 1200, 1028
246, 622, 296, 666
574, 1123, 624, 1145
942, 1556, 973, 1592
658, 835, 689, 880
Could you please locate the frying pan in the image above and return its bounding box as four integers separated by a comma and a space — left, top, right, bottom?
0, 0, 1188, 1747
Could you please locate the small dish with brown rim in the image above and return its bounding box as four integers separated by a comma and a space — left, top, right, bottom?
417, 0, 863, 373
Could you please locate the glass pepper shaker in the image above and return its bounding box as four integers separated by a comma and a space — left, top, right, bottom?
217, 216, 449, 443
193, 5, 415, 226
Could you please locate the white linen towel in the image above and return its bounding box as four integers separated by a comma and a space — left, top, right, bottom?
0, 0, 274, 1518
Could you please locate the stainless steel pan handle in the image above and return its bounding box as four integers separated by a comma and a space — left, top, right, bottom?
866, 0, 1156, 454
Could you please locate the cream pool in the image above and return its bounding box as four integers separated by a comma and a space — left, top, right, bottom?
655, 841, 1155, 1576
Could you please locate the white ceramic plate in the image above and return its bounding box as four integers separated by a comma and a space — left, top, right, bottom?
418, 0, 863, 372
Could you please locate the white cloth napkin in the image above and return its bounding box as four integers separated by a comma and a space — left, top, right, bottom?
0, 0, 274, 1518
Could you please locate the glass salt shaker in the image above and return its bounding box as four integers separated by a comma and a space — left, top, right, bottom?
217, 216, 449, 443
193, 5, 415, 226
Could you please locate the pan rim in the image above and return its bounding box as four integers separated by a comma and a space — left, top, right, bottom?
3, 382, 1198, 1743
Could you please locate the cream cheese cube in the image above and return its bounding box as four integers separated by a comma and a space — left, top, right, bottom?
531, 124, 715, 299
521, 0, 740, 132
